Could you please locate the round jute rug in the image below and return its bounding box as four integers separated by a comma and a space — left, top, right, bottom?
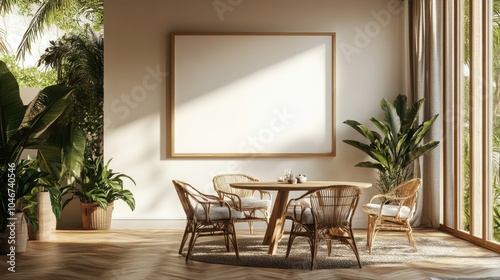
186, 236, 457, 269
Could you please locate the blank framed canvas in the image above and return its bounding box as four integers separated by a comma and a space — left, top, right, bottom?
171, 32, 335, 158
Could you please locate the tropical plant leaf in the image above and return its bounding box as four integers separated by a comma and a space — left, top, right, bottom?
37, 145, 64, 181
0, 0, 15, 14
370, 117, 390, 138
380, 98, 401, 147
0, 61, 75, 233
401, 98, 424, 132
63, 155, 136, 211
0, 60, 24, 148
343, 94, 439, 194
17, 0, 73, 60
61, 124, 85, 183
21, 85, 74, 138
355, 161, 386, 172
408, 141, 440, 163
408, 114, 439, 150
392, 94, 408, 122
342, 139, 374, 155
119, 190, 135, 211
37, 25, 104, 160
381, 98, 401, 131
343, 120, 379, 143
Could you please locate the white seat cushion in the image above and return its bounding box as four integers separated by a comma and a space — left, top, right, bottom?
362, 203, 412, 219
288, 197, 311, 208
233, 197, 272, 209
194, 204, 245, 221
286, 207, 314, 224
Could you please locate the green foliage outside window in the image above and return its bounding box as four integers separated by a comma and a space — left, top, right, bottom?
13, 0, 103, 33
462, 0, 500, 243
0, 54, 56, 88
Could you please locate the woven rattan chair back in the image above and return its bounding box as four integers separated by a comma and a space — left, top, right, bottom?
213, 174, 257, 198
363, 178, 422, 253
173, 180, 196, 221
310, 186, 360, 229
212, 174, 271, 233
172, 180, 239, 261
286, 185, 362, 270
388, 178, 421, 209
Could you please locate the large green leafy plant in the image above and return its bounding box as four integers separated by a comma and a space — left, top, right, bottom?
16, 158, 60, 232
37, 26, 103, 161
61, 155, 136, 211
0, 60, 74, 233
343, 94, 439, 194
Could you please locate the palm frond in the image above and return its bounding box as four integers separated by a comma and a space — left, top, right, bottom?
0, 0, 15, 14
0, 28, 9, 54
16, 0, 72, 60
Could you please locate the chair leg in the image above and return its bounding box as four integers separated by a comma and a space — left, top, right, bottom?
369, 230, 377, 254
223, 227, 231, 252
327, 239, 332, 256
185, 231, 199, 262
286, 222, 298, 258
261, 208, 270, 224
405, 223, 417, 252
366, 215, 374, 249
347, 227, 362, 268
224, 221, 239, 258
258, 208, 270, 229
178, 224, 191, 254
368, 218, 378, 254
248, 221, 254, 233
310, 232, 319, 270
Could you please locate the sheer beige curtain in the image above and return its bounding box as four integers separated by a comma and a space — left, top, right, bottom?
407, 0, 443, 227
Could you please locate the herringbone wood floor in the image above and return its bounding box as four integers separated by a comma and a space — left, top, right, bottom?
1, 228, 499, 280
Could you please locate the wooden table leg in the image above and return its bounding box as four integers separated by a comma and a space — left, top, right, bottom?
262, 190, 289, 255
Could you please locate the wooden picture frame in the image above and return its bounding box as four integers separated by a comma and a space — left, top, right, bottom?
171, 32, 336, 158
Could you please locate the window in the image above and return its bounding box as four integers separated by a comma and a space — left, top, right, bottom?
443, 0, 500, 252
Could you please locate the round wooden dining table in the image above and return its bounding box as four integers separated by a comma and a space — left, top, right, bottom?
229, 180, 372, 255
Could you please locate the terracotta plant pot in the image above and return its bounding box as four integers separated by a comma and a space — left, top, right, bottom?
80, 202, 114, 230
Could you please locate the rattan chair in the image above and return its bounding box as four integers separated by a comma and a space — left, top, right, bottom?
285, 185, 362, 270
362, 178, 421, 253
172, 180, 243, 261
213, 174, 271, 233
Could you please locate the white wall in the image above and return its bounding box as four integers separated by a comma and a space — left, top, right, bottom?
74, 0, 406, 229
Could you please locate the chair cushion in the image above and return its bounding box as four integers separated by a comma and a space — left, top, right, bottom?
194, 204, 245, 221
286, 207, 314, 224
288, 197, 311, 208
242, 197, 271, 208
362, 203, 412, 219
229, 197, 271, 210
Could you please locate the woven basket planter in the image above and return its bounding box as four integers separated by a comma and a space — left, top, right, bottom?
80, 202, 114, 230
29, 192, 57, 240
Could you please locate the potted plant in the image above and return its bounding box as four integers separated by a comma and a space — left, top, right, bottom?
0, 60, 74, 252
16, 158, 62, 241
61, 155, 136, 230
343, 94, 439, 194
0, 159, 56, 253
20, 158, 64, 240
36, 26, 109, 230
